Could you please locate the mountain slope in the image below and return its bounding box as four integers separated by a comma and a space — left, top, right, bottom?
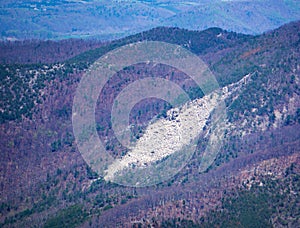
0, 21, 299, 227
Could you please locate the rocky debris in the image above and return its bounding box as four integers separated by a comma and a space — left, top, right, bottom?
104, 92, 220, 181
104, 73, 256, 182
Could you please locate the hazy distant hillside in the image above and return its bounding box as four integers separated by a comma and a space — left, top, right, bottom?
0, 21, 299, 227
0, 0, 299, 40
164, 0, 300, 34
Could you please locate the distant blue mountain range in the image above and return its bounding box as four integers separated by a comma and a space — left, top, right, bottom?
1, 0, 299, 40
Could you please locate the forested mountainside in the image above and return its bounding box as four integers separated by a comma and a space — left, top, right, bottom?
0, 39, 104, 64
0, 21, 299, 227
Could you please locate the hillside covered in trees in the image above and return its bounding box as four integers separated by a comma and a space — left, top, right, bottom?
0, 21, 300, 227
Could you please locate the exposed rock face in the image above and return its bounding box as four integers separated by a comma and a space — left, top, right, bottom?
104, 73, 253, 183
104, 92, 220, 182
